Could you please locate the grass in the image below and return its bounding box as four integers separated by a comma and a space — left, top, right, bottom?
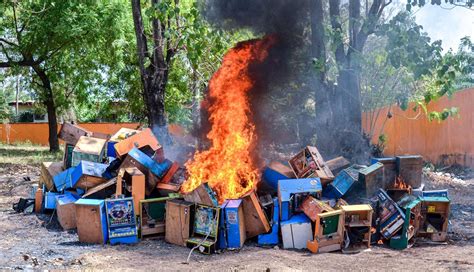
0, 142, 63, 165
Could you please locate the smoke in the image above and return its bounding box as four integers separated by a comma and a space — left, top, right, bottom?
197, 0, 312, 161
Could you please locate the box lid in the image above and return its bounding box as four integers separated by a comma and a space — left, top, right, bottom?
278, 178, 322, 201
75, 198, 104, 206
280, 213, 310, 225
420, 196, 450, 202
56, 194, 77, 205
128, 148, 171, 178
73, 136, 106, 155
341, 204, 373, 212
359, 162, 383, 175
226, 199, 242, 209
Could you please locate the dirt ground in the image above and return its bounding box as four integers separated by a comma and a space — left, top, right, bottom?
1, 162, 473, 271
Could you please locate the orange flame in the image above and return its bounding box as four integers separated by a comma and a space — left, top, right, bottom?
181, 36, 276, 203
393, 175, 411, 190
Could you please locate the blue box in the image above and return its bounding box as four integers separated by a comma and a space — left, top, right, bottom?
107, 141, 117, 158
75, 199, 108, 244
217, 200, 229, 250
262, 165, 290, 191
422, 190, 449, 198
128, 148, 171, 178
44, 192, 60, 210
53, 167, 76, 192
278, 178, 322, 221
258, 198, 280, 246
323, 165, 362, 199
225, 199, 246, 249
71, 161, 108, 189
105, 197, 139, 245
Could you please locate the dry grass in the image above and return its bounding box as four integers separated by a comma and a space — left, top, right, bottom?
0, 143, 63, 165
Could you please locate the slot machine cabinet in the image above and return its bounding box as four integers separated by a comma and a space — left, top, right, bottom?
418, 196, 450, 242
105, 197, 139, 245
186, 205, 221, 254
307, 210, 344, 253
341, 204, 373, 249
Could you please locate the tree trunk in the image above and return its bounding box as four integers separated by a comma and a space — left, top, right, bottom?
32, 65, 59, 152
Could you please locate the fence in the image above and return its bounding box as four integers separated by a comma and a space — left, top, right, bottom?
362, 88, 474, 168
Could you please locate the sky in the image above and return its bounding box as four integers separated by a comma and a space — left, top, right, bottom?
414, 4, 474, 52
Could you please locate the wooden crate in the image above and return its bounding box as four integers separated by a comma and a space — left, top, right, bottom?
82, 178, 117, 199
40, 162, 64, 191
341, 204, 373, 249
58, 123, 91, 145
114, 128, 162, 160
71, 136, 106, 167
372, 157, 397, 189
418, 196, 450, 242
301, 196, 334, 222
358, 162, 384, 197
289, 146, 334, 185
165, 199, 194, 246
56, 195, 77, 230
70, 161, 108, 191
75, 199, 108, 244
183, 183, 219, 207
241, 190, 270, 238
396, 155, 423, 188
139, 196, 179, 239
326, 156, 351, 176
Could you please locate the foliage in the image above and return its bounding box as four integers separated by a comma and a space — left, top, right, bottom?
0, 91, 10, 122
406, 0, 473, 10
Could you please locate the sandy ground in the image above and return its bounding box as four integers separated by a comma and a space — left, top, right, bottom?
0, 163, 473, 271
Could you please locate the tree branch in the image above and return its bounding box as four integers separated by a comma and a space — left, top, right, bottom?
329, 0, 345, 67
131, 0, 151, 79
151, 0, 165, 69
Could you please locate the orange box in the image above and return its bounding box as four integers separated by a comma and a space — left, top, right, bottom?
113, 128, 162, 159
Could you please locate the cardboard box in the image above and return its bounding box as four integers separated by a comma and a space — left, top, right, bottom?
241, 191, 271, 238
71, 136, 106, 167
114, 128, 162, 160
165, 199, 194, 246
396, 155, 423, 188
40, 162, 63, 191
75, 199, 108, 244
56, 194, 78, 230
258, 197, 280, 247
105, 197, 139, 245
58, 123, 91, 145
301, 196, 334, 222
186, 205, 220, 254
120, 148, 171, 195
289, 146, 334, 185
224, 199, 246, 249
278, 178, 322, 221
281, 214, 313, 249
183, 183, 219, 207
307, 210, 344, 253
70, 161, 108, 190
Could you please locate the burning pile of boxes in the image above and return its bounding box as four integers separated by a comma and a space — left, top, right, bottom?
32, 123, 451, 255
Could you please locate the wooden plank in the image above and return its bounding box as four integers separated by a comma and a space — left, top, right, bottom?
241, 190, 270, 238
124, 167, 145, 215
82, 178, 117, 199
165, 200, 194, 246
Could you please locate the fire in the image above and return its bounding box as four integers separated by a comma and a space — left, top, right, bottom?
393, 175, 411, 190
181, 36, 276, 203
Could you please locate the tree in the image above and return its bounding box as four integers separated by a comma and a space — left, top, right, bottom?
0, 1, 130, 151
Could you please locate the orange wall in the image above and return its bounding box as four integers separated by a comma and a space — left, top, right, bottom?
0, 123, 142, 145
0, 122, 185, 146
362, 88, 474, 167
